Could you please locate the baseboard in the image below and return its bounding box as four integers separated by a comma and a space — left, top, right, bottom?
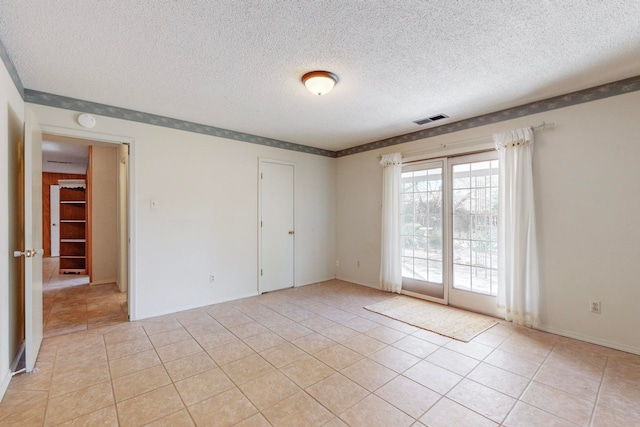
1, 342, 25, 402
0, 369, 11, 402
335, 276, 380, 290
294, 276, 336, 288
538, 324, 640, 356
90, 279, 117, 286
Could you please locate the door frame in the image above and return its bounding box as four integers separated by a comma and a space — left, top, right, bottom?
39, 125, 138, 319
257, 158, 296, 293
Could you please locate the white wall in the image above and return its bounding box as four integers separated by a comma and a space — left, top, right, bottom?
29, 104, 337, 320
91, 145, 118, 285
336, 90, 640, 354
0, 61, 25, 399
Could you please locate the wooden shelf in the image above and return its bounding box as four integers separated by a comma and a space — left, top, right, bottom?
59, 186, 87, 274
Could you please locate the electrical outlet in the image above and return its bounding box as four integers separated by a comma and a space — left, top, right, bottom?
357, 260, 361, 267
335, 260, 339, 267
209, 275, 215, 283
589, 300, 601, 314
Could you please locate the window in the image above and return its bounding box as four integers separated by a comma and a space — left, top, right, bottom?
450, 158, 499, 296
401, 163, 443, 285
400, 153, 499, 301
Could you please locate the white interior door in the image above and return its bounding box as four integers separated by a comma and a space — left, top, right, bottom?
21, 109, 43, 372
50, 185, 60, 257
259, 160, 294, 293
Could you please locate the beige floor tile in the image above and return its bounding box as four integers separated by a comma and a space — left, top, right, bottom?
318, 324, 361, 343
339, 394, 414, 427
411, 329, 453, 346
503, 402, 579, 427
238, 371, 301, 411
195, 330, 239, 349
467, 362, 530, 398
341, 358, 397, 392
163, 351, 217, 382
281, 355, 335, 388
341, 316, 379, 333
300, 316, 338, 333
426, 347, 480, 376
472, 330, 508, 348
207, 340, 256, 366
112, 364, 171, 402
221, 354, 276, 385
175, 367, 235, 406
392, 335, 439, 358
243, 330, 286, 352
144, 409, 195, 427
292, 332, 336, 354
106, 336, 153, 360
8, 362, 54, 391
544, 349, 606, 382
445, 339, 494, 360
54, 405, 118, 427
155, 338, 203, 363
365, 325, 407, 344
447, 378, 516, 423
234, 413, 272, 427
322, 418, 350, 427
49, 362, 111, 398
596, 371, 640, 418
141, 318, 183, 336
0, 390, 48, 426
369, 346, 420, 373
420, 398, 498, 427
215, 312, 254, 328
260, 342, 308, 368
108, 349, 161, 380
314, 344, 363, 370
262, 391, 334, 427
117, 384, 184, 426
403, 360, 462, 395
148, 327, 192, 348
591, 404, 640, 427
306, 373, 369, 415
484, 348, 541, 378
520, 381, 594, 426
44, 381, 114, 426
375, 375, 440, 419
103, 325, 147, 345
229, 321, 270, 339
534, 363, 600, 401
342, 334, 387, 356
268, 322, 313, 341
188, 387, 258, 427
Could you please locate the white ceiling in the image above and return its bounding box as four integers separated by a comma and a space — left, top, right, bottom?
1, 1, 640, 152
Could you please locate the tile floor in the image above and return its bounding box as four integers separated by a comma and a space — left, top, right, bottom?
1, 279, 640, 426
42, 257, 128, 337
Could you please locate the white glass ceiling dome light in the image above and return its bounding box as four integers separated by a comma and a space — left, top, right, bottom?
301, 71, 338, 96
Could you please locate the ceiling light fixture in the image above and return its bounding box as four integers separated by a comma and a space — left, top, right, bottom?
301, 71, 338, 96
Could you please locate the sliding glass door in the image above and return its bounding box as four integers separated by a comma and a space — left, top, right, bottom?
400, 160, 447, 303
400, 152, 499, 316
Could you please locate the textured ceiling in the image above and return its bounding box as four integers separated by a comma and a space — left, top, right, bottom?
1, 1, 640, 152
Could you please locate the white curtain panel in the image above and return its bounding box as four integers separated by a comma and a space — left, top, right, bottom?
380, 153, 403, 293
494, 128, 540, 327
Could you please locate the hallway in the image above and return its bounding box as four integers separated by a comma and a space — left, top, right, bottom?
43, 257, 127, 337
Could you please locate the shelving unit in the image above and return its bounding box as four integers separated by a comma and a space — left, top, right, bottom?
59, 185, 87, 274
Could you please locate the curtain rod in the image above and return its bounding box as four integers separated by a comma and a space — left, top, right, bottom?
377, 121, 555, 159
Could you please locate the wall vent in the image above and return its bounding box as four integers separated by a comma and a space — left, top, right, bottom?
413, 113, 449, 126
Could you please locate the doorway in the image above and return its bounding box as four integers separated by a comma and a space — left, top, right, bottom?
400, 151, 499, 317
41, 134, 130, 337
258, 159, 295, 293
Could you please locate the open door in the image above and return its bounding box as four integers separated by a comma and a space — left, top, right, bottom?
13, 109, 43, 372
